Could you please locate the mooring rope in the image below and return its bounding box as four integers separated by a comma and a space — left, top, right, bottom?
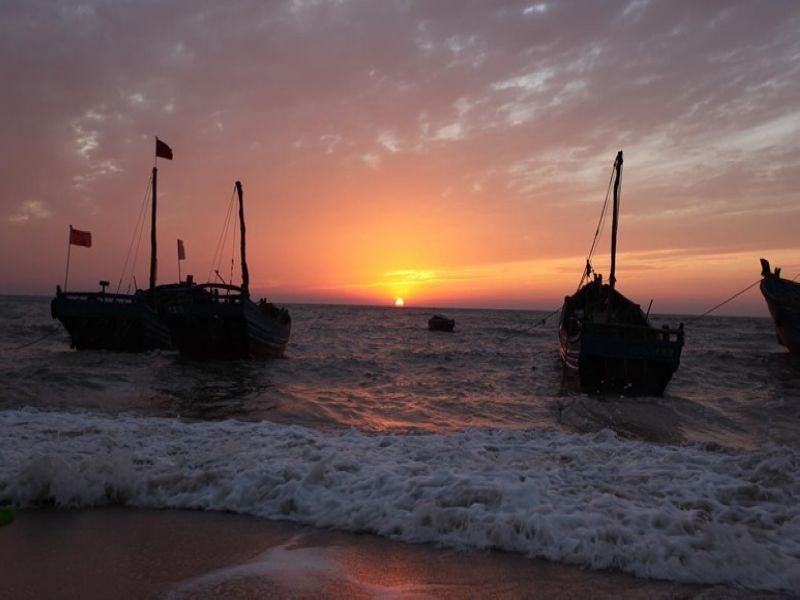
14, 328, 60, 351
687, 278, 762, 323
533, 306, 561, 327
693, 259, 800, 322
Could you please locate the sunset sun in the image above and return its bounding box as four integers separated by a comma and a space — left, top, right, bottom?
394, 298, 405, 307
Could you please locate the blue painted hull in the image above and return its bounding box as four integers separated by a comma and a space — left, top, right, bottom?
560, 322, 684, 395
559, 280, 683, 395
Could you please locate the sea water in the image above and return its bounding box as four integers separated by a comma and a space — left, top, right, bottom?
1, 295, 798, 593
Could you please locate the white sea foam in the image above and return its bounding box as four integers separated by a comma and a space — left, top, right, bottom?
1, 408, 799, 593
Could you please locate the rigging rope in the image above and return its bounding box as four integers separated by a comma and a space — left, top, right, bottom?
229, 203, 238, 291
116, 176, 152, 294
576, 160, 616, 291
207, 187, 237, 283
127, 207, 149, 293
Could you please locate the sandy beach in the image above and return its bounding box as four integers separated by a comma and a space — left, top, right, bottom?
0, 508, 781, 599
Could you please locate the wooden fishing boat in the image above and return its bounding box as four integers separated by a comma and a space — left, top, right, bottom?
51, 139, 175, 351
759, 258, 800, 353
51, 283, 171, 352
428, 314, 455, 332
559, 151, 684, 395
164, 181, 291, 359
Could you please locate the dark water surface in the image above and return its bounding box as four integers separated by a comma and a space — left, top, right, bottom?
3, 296, 798, 446
1, 295, 798, 593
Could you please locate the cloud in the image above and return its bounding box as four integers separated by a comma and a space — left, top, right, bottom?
7, 200, 52, 224
523, 4, 548, 16
433, 123, 464, 141
362, 153, 381, 168
377, 131, 400, 152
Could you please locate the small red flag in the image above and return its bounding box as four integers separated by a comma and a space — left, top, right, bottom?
69, 227, 92, 248
177, 239, 186, 261
155, 137, 173, 160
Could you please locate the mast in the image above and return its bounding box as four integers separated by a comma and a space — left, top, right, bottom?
149, 166, 158, 293
235, 181, 249, 298
608, 150, 623, 295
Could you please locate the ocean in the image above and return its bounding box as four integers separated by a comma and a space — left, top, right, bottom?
1, 295, 799, 595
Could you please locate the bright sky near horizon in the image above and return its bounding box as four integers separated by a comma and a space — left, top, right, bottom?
1, 0, 798, 314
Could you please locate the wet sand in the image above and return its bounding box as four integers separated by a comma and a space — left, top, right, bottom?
0, 508, 780, 599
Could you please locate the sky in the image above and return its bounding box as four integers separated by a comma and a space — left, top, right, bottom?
1, 0, 798, 314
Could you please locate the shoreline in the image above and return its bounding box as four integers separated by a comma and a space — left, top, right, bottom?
0, 507, 781, 599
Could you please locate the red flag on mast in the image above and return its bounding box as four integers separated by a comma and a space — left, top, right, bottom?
177, 239, 186, 261
155, 137, 173, 160
69, 226, 92, 248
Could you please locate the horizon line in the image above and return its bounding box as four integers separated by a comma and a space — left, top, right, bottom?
0, 292, 770, 319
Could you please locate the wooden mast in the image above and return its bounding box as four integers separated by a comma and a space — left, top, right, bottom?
235, 181, 249, 298
149, 166, 158, 293
608, 150, 623, 295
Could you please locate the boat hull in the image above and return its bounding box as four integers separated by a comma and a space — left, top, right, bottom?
166, 290, 290, 359
760, 275, 800, 353
560, 322, 684, 395
558, 278, 684, 395
51, 291, 171, 352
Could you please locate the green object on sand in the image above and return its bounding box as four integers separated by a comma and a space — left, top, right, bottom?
0, 508, 16, 527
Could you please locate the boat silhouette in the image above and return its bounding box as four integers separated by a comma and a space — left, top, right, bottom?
759, 258, 800, 353
165, 181, 291, 359
558, 151, 684, 395
51, 138, 178, 352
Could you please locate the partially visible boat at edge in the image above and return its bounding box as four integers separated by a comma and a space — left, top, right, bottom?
164, 181, 291, 359
52, 140, 176, 352
760, 258, 800, 353
559, 151, 684, 395
428, 314, 455, 332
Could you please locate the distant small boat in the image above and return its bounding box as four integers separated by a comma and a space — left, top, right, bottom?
559, 151, 684, 395
428, 314, 455, 332
52, 139, 176, 352
165, 181, 291, 359
760, 258, 800, 353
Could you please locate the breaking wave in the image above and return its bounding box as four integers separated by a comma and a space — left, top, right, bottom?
1, 408, 798, 593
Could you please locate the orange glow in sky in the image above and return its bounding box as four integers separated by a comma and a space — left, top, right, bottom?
1, 2, 799, 315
